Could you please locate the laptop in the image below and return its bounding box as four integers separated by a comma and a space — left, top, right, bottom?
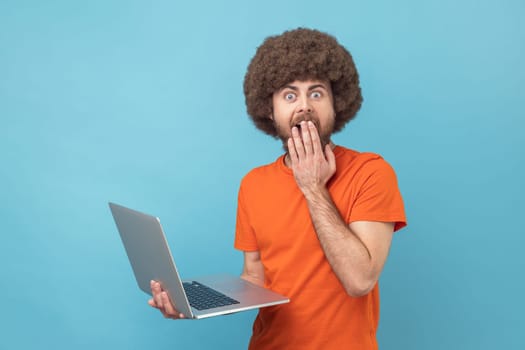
109, 202, 289, 319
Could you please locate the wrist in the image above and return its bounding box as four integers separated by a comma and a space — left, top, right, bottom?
301, 183, 330, 202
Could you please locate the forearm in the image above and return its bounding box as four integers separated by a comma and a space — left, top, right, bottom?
241, 271, 265, 287
303, 187, 376, 297
241, 251, 265, 287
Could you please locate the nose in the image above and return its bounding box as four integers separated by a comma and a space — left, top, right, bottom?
296, 95, 313, 115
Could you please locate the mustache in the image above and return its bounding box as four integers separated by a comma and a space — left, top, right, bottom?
290, 112, 320, 129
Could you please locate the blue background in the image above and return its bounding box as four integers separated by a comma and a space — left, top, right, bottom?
1, 0, 523, 349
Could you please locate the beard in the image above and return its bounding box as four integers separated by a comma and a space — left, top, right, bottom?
274, 112, 334, 153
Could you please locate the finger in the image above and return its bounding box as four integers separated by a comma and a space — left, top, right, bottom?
151, 281, 164, 309
325, 144, 336, 172
150, 281, 159, 307
161, 291, 184, 319
292, 125, 306, 159
300, 121, 313, 155
287, 137, 298, 164
301, 121, 316, 155
148, 298, 157, 308
308, 121, 321, 155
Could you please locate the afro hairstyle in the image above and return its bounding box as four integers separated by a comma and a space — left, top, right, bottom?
243, 28, 363, 138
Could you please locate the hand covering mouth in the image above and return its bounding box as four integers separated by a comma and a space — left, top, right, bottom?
292, 112, 318, 129
291, 116, 320, 133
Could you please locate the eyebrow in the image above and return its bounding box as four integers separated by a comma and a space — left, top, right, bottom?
280, 83, 328, 92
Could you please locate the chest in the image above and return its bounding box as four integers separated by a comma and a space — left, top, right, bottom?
245, 173, 356, 251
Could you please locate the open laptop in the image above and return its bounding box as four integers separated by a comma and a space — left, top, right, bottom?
109, 202, 289, 319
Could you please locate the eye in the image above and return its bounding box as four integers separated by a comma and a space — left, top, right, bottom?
284, 92, 296, 101
310, 91, 322, 99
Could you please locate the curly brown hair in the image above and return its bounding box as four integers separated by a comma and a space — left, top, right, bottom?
243, 28, 363, 137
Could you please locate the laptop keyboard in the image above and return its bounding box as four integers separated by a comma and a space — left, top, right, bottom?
183, 281, 240, 310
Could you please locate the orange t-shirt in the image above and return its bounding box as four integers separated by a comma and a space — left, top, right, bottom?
234, 146, 406, 349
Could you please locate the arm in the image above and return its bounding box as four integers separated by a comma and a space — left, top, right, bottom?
302, 185, 394, 296
288, 121, 394, 297
240, 250, 265, 287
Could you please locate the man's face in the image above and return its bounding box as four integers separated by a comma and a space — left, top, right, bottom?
271, 80, 336, 151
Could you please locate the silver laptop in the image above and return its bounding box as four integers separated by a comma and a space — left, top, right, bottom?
109, 202, 289, 319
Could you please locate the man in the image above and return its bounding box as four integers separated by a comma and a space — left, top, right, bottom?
150, 28, 406, 349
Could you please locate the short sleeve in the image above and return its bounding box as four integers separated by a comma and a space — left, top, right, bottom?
348, 157, 407, 232
234, 181, 260, 251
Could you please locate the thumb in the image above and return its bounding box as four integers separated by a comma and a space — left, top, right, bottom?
325, 144, 336, 171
